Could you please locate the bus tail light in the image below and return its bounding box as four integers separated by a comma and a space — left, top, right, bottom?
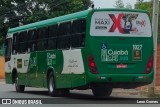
144, 55, 153, 74
88, 55, 98, 74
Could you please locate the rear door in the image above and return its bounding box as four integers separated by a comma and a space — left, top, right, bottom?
89, 10, 153, 74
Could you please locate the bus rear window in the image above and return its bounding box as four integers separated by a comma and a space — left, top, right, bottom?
90, 11, 151, 37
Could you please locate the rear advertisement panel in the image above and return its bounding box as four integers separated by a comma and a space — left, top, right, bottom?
90, 11, 151, 37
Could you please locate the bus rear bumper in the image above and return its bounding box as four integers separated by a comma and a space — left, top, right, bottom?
87, 71, 154, 88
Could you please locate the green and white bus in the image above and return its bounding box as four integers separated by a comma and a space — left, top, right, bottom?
5, 8, 154, 97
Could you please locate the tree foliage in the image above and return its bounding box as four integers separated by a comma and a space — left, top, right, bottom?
114, 0, 132, 9
136, 0, 144, 4
114, 0, 124, 8
135, 0, 160, 42
126, 3, 132, 9
0, 0, 92, 46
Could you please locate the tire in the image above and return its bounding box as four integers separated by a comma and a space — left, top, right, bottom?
48, 72, 59, 97
15, 76, 25, 92
92, 87, 112, 98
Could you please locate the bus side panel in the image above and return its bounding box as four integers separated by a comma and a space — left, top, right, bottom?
5, 55, 13, 84
27, 52, 37, 87
36, 51, 47, 88
69, 49, 86, 88
54, 50, 72, 88
55, 49, 87, 89
18, 73, 27, 85
5, 53, 30, 85
5, 73, 12, 84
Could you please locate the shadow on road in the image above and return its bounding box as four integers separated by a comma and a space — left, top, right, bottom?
19, 90, 138, 99
23, 91, 49, 97
7, 90, 145, 104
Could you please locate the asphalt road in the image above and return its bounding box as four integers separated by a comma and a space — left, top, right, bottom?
0, 80, 159, 107
0, 81, 140, 99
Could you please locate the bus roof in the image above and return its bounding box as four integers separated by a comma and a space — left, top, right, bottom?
8, 9, 91, 34
8, 8, 147, 34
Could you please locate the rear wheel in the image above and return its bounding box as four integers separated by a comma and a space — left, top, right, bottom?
48, 72, 59, 97
15, 75, 25, 92
92, 87, 112, 98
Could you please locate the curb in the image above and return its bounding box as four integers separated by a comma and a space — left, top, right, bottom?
112, 89, 141, 96
0, 79, 5, 85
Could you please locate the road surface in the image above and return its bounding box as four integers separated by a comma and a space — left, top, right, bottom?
0, 80, 159, 107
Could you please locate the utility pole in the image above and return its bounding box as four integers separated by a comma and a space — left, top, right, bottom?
148, 0, 159, 96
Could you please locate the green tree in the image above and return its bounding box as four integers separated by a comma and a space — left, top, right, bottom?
126, 3, 132, 9
114, 0, 124, 8
135, 0, 160, 42
0, 0, 92, 46
114, 0, 132, 9
136, 0, 144, 4
0, 0, 15, 46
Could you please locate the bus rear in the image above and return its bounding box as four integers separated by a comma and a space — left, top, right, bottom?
86, 9, 154, 96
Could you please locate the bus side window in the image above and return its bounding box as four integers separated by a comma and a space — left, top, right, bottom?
71, 19, 86, 48
37, 39, 47, 51
47, 24, 58, 50
28, 29, 37, 41
28, 29, 37, 52
38, 27, 48, 39
37, 27, 48, 51
19, 31, 28, 53
57, 22, 71, 49
19, 43, 28, 53
23, 31, 28, 53
5, 38, 12, 62
21, 31, 28, 42
18, 32, 22, 53
12, 33, 18, 54
49, 24, 58, 37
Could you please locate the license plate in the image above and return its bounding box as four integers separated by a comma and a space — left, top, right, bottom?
116, 64, 127, 68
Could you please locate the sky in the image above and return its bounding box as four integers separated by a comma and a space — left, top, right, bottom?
91, 0, 150, 9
